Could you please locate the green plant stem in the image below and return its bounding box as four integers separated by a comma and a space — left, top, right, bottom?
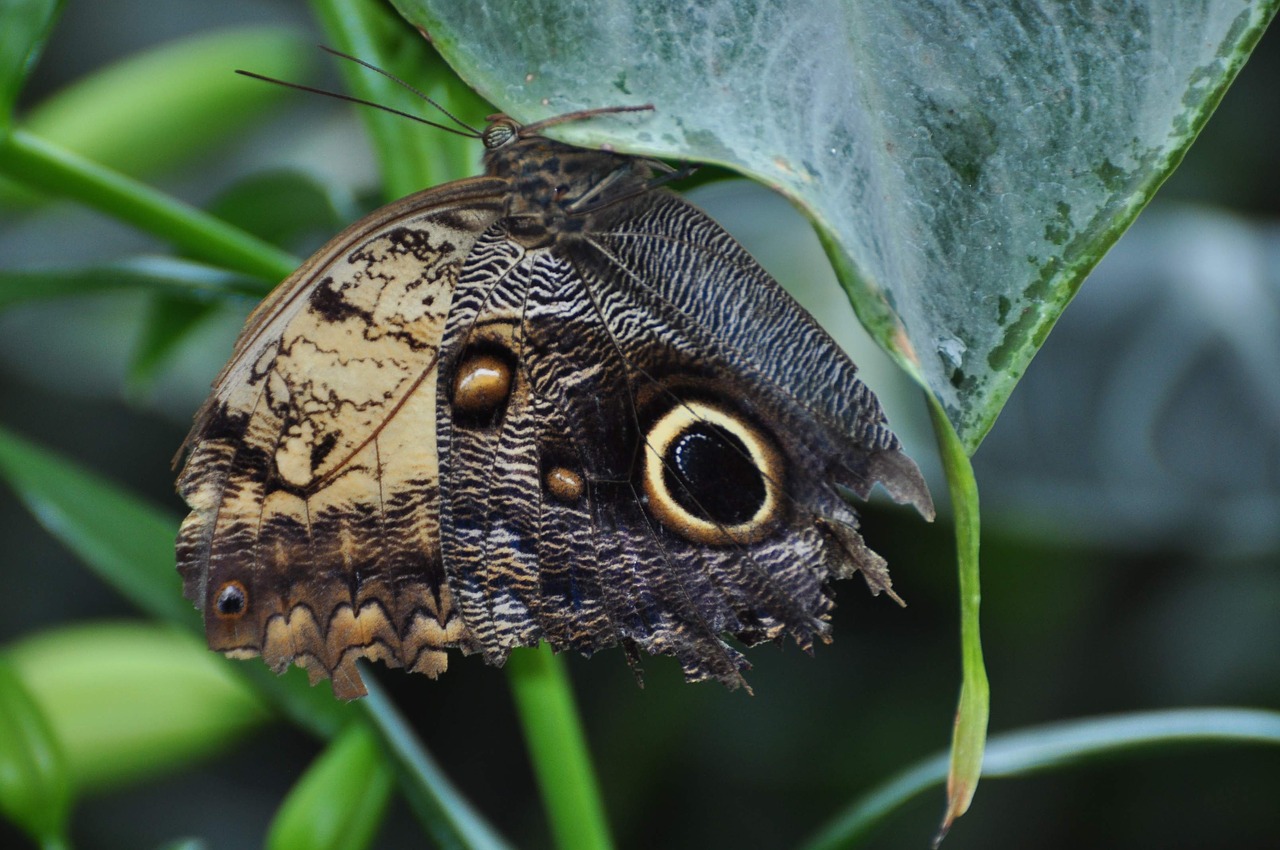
506, 646, 614, 850
361, 675, 513, 850
0, 129, 297, 282
309, 0, 436, 201
927, 395, 988, 845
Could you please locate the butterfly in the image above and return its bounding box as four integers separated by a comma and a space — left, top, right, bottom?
175, 62, 934, 699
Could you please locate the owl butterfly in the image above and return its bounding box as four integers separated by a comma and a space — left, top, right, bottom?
176, 59, 934, 699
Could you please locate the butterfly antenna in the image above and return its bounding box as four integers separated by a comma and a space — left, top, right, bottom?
234, 69, 479, 139
318, 45, 480, 135
521, 104, 655, 136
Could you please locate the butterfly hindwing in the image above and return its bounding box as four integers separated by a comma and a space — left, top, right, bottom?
433, 179, 933, 687
437, 229, 745, 682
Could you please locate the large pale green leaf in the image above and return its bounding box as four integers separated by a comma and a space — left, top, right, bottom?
20, 27, 314, 181
7, 623, 269, 793
390, 0, 1276, 451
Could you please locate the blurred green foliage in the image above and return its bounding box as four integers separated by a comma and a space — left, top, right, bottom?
0, 2, 1277, 849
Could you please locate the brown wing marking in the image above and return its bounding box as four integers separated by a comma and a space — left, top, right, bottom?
177, 181, 504, 698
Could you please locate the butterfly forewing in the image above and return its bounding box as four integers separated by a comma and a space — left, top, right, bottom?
177, 180, 505, 698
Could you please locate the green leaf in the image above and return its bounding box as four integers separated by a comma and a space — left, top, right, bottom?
6, 622, 269, 793
266, 724, 393, 850
0, 257, 265, 310
0, 130, 299, 281
20, 27, 314, 181
0, 0, 61, 130
391, 0, 1278, 451
800, 708, 1280, 850
0, 425, 197, 629
0, 657, 71, 848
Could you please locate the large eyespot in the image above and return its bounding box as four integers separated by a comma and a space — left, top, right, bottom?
450, 346, 514, 425
214, 580, 248, 620
642, 400, 784, 545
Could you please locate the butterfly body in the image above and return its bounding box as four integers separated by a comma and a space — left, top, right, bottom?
177, 115, 933, 699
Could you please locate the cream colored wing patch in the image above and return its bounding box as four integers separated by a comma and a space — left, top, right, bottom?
177, 181, 504, 698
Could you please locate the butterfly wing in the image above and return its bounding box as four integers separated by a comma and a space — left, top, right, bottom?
176, 178, 506, 698
435, 189, 933, 688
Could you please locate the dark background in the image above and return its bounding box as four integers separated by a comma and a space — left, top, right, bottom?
1, 2, 1277, 848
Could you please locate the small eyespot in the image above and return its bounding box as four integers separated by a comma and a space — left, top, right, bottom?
545, 466, 585, 502
451, 349, 514, 422
214, 581, 248, 620
641, 400, 784, 545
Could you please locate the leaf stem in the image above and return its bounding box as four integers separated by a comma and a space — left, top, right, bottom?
506, 646, 615, 850
927, 395, 988, 845
0, 129, 297, 281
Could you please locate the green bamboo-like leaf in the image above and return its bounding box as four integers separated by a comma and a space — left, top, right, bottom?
390, 0, 1278, 452
0, 657, 71, 848
800, 708, 1280, 850
20, 27, 314, 181
0, 130, 299, 281
0, 257, 264, 310
6, 622, 269, 792
0, 425, 196, 629
266, 724, 393, 850
0, 0, 61, 129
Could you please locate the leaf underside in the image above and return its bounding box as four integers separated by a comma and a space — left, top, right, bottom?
393, 0, 1277, 452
